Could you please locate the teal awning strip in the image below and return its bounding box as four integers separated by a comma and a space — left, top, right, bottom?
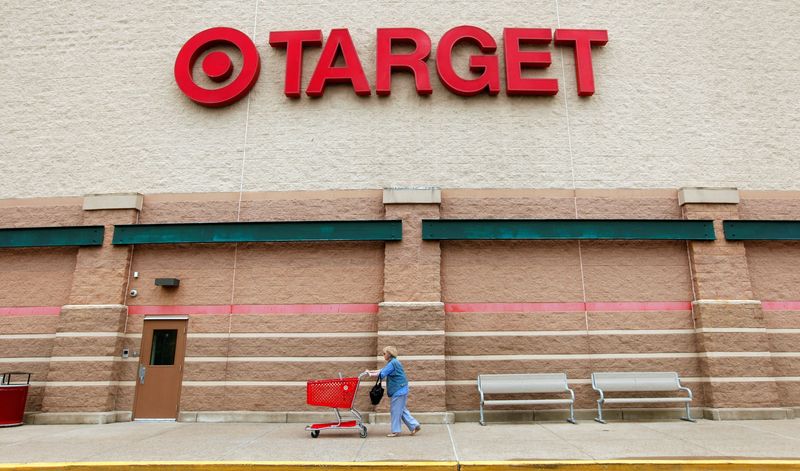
723, 220, 800, 240
422, 219, 715, 241
112, 220, 402, 245
0, 226, 105, 248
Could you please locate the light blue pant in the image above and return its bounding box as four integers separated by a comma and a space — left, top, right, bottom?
389, 393, 420, 433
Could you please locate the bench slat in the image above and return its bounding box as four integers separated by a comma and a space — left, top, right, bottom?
603, 397, 691, 404
484, 399, 573, 405
592, 372, 682, 392
479, 373, 570, 394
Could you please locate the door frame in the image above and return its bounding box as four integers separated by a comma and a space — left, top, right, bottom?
132, 315, 188, 420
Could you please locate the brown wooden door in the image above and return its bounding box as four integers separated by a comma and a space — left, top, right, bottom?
133, 319, 187, 420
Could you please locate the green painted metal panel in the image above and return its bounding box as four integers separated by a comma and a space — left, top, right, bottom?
422, 219, 715, 241
112, 220, 402, 245
0, 226, 104, 248
723, 220, 800, 240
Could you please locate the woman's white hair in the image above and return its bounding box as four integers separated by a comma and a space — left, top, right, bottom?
383, 346, 398, 358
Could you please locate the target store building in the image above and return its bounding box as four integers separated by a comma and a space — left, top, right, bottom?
2, 0, 800, 425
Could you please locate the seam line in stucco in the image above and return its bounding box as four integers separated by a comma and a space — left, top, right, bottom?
235, 0, 260, 222
555, 0, 589, 338
226, 0, 261, 394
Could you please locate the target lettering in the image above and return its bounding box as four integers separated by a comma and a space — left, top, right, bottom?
175, 26, 608, 106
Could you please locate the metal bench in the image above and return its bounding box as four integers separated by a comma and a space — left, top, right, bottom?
591, 371, 695, 423
477, 373, 576, 425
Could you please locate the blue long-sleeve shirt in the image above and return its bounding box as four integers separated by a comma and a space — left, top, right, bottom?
379, 357, 409, 397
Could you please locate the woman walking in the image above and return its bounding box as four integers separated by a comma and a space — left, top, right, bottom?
368, 346, 421, 437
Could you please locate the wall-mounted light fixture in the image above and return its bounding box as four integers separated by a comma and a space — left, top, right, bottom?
154, 278, 180, 287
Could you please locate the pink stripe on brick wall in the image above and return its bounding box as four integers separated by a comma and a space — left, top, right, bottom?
232, 304, 378, 314
0, 306, 61, 317
446, 303, 586, 313
128, 304, 379, 316
128, 305, 232, 316
445, 301, 691, 313
762, 301, 800, 311
585, 301, 692, 312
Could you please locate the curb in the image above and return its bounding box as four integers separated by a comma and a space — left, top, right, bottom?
2, 461, 800, 471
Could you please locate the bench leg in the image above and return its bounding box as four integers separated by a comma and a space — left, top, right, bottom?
479, 402, 486, 426
594, 400, 606, 424
681, 402, 696, 423
567, 402, 577, 424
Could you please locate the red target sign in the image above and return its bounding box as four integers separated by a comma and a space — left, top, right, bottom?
175, 25, 607, 106
173, 27, 260, 107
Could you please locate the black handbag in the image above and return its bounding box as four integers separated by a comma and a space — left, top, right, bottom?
369, 375, 384, 405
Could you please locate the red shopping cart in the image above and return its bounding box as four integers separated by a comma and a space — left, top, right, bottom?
305, 372, 368, 438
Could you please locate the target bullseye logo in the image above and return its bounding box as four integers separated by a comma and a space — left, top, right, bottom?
174, 27, 260, 107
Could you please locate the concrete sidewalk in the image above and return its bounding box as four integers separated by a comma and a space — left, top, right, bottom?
1, 419, 800, 464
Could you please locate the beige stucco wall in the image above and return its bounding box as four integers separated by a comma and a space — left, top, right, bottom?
1, 0, 799, 199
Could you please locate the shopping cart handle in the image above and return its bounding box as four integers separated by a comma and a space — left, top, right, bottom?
359, 370, 371, 379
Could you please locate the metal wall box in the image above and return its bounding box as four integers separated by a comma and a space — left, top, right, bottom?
422, 219, 716, 241
154, 278, 180, 287
723, 220, 800, 240
0, 226, 105, 248
112, 220, 403, 245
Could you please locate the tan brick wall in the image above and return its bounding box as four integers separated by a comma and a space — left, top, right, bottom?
0, 337, 54, 358
746, 242, 800, 301
683, 204, 754, 300
0, 197, 84, 227
40, 386, 117, 412
575, 190, 681, 219
739, 191, 800, 220
185, 336, 377, 357
701, 382, 783, 409
0, 315, 59, 335
128, 244, 236, 306
587, 310, 694, 330
4, 191, 800, 416
127, 242, 383, 306
234, 243, 384, 304
441, 189, 679, 220
0, 248, 77, 307
138, 190, 384, 223
442, 241, 583, 302
383, 204, 441, 302
377, 302, 446, 411
581, 241, 692, 302
447, 311, 587, 332
68, 211, 137, 306
42, 306, 129, 413
442, 240, 691, 303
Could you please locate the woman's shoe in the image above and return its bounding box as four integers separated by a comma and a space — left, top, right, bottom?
386, 433, 399, 437
411, 425, 421, 436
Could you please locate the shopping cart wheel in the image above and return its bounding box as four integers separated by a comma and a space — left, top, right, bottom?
310, 430, 320, 438
359, 426, 367, 438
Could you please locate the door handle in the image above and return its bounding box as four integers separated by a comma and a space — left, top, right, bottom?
138, 365, 146, 384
